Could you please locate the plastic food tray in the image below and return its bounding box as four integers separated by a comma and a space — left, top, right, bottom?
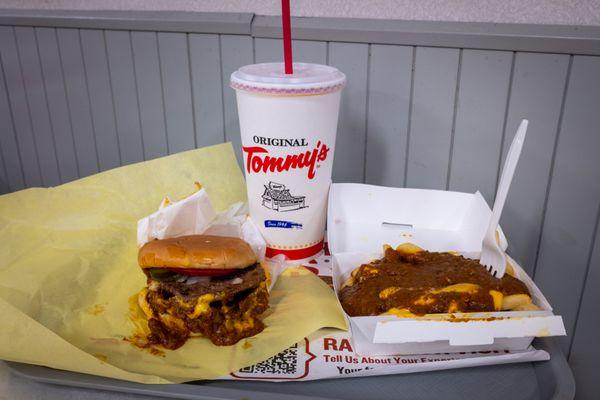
5, 338, 574, 400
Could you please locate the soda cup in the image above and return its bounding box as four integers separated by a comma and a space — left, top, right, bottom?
231, 62, 346, 260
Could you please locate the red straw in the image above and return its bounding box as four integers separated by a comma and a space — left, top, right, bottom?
281, 0, 293, 74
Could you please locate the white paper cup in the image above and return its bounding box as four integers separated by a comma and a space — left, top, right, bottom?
231, 62, 346, 260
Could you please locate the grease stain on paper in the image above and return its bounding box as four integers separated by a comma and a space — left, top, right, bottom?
93, 353, 108, 363
86, 303, 106, 316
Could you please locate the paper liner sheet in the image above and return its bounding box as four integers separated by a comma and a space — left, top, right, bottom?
223, 328, 549, 381
0, 143, 347, 383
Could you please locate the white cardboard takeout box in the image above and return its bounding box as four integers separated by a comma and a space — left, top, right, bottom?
328, 183, 566, 355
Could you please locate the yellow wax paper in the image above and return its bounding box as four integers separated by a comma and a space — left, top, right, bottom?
0, 143, 347, 383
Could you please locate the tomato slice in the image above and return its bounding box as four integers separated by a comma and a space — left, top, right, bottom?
167, 267, 237, 277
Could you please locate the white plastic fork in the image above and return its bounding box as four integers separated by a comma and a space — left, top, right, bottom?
480, 119, 529, 278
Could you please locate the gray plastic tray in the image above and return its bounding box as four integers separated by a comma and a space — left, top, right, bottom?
6, 338, 574, 400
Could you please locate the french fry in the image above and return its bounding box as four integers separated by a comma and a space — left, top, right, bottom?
394, 243, 424, 254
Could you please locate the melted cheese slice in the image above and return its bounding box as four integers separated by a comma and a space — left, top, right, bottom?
384, 308, 416, 318
431, 283, 481, 295
447, 300, 459, 313
379, 286, 400, 300
233, 317, 255, 332
489, 290, 504, 311
138, 288, 154, 319
414, 295, 435, 306
187, 294, 215, 318
159, 313, 187, 331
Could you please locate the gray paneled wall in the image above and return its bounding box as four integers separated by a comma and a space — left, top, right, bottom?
0, 10, 599, 399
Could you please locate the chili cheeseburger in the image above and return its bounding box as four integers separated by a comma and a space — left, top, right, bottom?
137, 235, 269, 349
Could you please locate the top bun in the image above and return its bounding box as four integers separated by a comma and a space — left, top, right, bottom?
138, 235, 257, 270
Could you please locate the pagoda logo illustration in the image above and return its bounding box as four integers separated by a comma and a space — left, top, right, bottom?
261, 181, 307, 212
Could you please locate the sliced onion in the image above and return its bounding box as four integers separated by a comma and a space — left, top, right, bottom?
184, 276, 211, 285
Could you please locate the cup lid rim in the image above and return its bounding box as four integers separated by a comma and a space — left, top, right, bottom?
230, 62, 346, 90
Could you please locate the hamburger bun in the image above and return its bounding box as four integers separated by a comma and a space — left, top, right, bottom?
138, 235, 257, 270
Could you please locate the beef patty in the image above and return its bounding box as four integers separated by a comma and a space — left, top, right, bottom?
142, 264, 269, 349
151, 263, 266, 300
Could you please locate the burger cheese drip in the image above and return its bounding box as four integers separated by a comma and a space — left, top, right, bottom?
136, 235, 269, 349
339, 244, 537, 317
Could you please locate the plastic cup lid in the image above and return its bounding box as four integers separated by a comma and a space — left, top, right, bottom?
230, 62, 346, 96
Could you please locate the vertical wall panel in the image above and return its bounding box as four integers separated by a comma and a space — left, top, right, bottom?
569, 213, 600, 400
254, 38, 327, 65
36, 27, 79, 183
79, 29, 120, 171
406, 47, 460, 189
220, 34, 253, 165
328, 42, 369, 183
0, 26, 42, 187
501, 52, 569, 273
449, 50, 513, 203
365, 44, 412, 187
254, 37, 279, 62
0, 56, 25, 191
14, 27, 61, 187
534, 55, 600, 354
189, 33, 224, 148
130, 31, 168, 160
293, 40, 327, 64
105, 30, 144, 165
56, 28, 98, 177
157, 32, 195, 153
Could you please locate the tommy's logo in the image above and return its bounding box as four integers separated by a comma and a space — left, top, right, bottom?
242, 140, 330, 179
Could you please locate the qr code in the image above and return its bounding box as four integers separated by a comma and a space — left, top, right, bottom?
239, 343, 298, 375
